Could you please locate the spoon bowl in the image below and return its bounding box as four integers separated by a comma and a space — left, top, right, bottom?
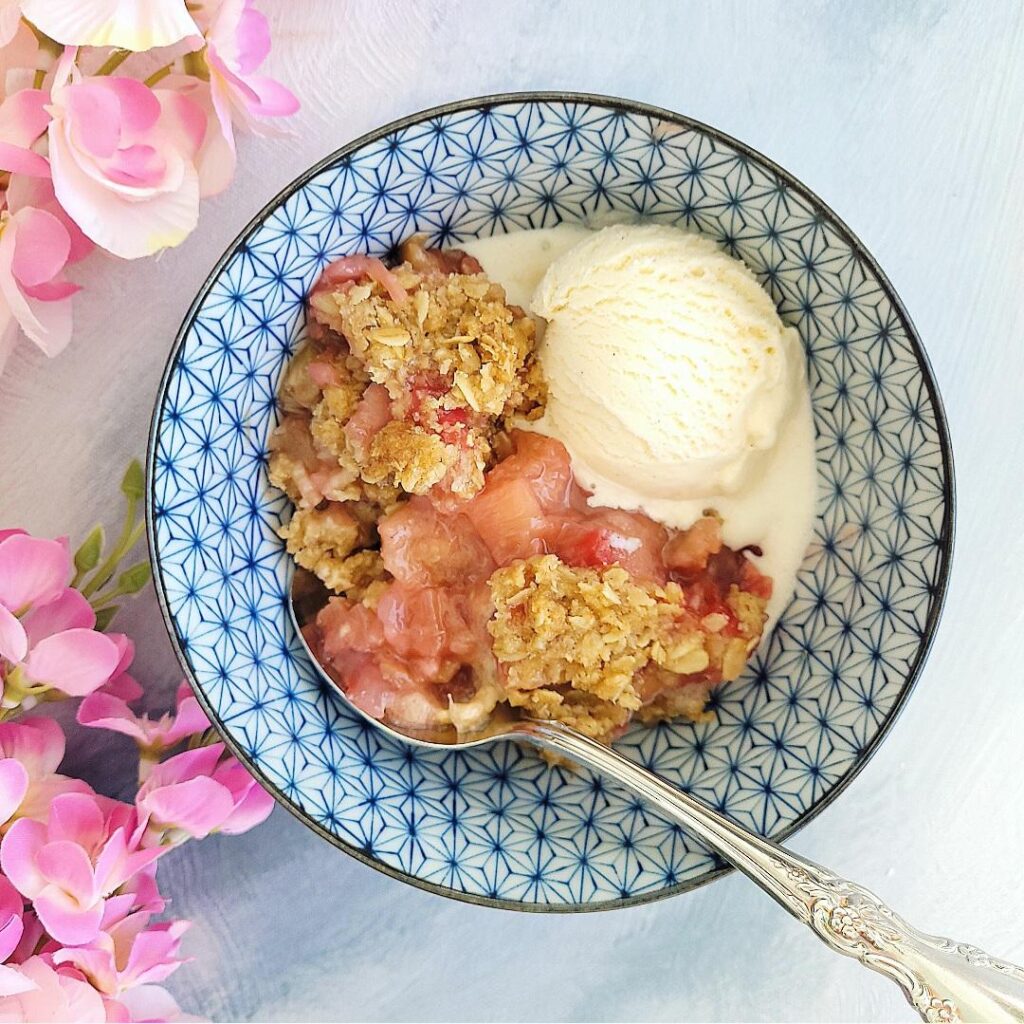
289, 566, 521, 750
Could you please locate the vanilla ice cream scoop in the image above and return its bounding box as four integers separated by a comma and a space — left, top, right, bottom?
531, 224, 800, 500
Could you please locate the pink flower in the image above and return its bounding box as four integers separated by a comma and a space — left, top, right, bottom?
46, 50, 207, 260
135, 744, 272, 846
200, 0, 297, 156
19, 0, 201, 51
0, 956, 107, 1022
0, 176, 93, 369
1, 792, 162, 945
79, 682, 209, 778
52, 911, 189, 996
0, 718, 90, 830
0, 204, 79, 373
0, 533, 121, 708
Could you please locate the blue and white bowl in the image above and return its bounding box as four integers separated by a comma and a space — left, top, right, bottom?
147, 94, 953, 911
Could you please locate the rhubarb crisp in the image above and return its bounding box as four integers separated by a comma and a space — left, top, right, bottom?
268, 236, 772, 742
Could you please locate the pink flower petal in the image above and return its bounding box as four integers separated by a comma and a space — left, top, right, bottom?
8, 209, 72, 290
0, 868, 23, 917
9, 282, 75, 358
0, 89, 51, 150
157, 76, 235, 198
0, 759, 29, 827
0, 3, 22, 49
0, 962, 36, 997
117, 983, 200, 1023
57, 970, 109, 1023
0, 531, 27, 544
0, 717, 67, 776
89, 825, 129, 891
123, 918, 190, 986
108, 861, 163, 921
23, 628, 120, 696
206, 67, 237, 159
233, 3, 271, 74
51, 946, 116, 996
0, 818, 49, 898
219, 775, 273, 835
0, 875, 24, 952
140, 776, 234, 838
9, 905, 45, 965
21, 589, 95, 647
77, 692, 147, 743
104, 144, 166, 188
145, 744, 222, 788
65, 83, 121, 159
33, 885, 105, 945
19, 279, 80, 302
0, 141, 50, 176
111, 843, 162, 889
107, 634, 135, 677
104, 995, 132, 1023
20, 0, 202, 51
0, 956, 107, 1020
102, 671, 144, 703
5, 176, 95, 263
153, 88, 205, 161
169, 690, 209, 744
16, 775, 91, 825
0, 604, 27, 662
47, 791, 106, 848
239, 74, 299, 118
99, 76, 163, 135
36, 840, 97, 905
0, 535, 71, 612
0, 215, 74, 355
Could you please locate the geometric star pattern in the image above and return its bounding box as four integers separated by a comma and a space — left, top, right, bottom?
148, 96, 953, 910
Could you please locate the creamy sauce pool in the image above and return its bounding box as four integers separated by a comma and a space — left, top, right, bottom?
461, 226, 818, 636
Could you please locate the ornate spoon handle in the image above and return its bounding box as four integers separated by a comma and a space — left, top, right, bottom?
520, 720, 1024, 1023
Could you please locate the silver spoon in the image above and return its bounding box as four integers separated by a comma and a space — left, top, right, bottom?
291, 567, 1024, 1023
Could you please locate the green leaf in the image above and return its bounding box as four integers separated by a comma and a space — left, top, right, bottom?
121, 460, 145, 501
117, 561, 151, 594
73, 525, 104, 574
93, 605, 119, 631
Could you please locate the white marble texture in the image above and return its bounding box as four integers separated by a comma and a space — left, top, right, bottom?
2, 0, 1023, 1020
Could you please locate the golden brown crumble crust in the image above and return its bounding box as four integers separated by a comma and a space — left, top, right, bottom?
488, 555, 766, 741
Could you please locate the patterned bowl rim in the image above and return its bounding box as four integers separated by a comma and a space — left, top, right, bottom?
146, 91, 956, 913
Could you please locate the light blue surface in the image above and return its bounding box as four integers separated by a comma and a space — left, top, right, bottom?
3, 1, 1022, 1019
149, 94, 950, 912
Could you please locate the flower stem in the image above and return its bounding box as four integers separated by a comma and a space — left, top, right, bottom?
27, 23, 63, 58
95, 48, 131, 76
81, 503, 143, 598
143, 63, 175, 86
182, 49, 209, 81
89, 572, 142, 609
32, 68, 45, 89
